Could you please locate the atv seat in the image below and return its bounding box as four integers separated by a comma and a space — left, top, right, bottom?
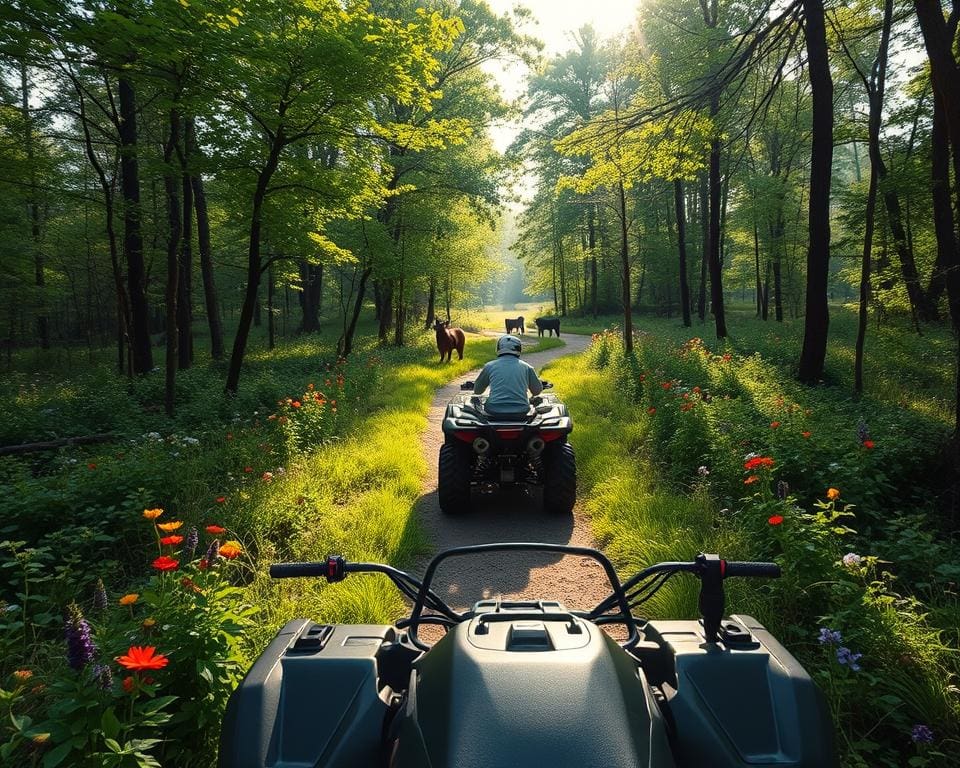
484, 406, 537, 421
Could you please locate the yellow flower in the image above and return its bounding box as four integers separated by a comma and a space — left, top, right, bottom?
31, 734, 50, 746
219, 540, 243, 559
143, 508, 163, 520
157, 521, 183, 532
119, 593, 139, 606
826, 488, 840, 501
142, 617, 156, 629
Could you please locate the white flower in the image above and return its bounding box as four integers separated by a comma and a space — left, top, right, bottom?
828, 462, 840, 471
744, 452, 758, 462
697, 466, 710, 476
182, 437, 199, 446
842, 553, 862, 568
144, 432, 161, 441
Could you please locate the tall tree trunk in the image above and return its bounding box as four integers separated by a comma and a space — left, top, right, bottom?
698, 172, 709, 321
339, 265, 371, 358
118, 76, 153, 374
267, 262, 275, 351
797, 0, 834, 384
178, 153, 193, 369
618, 180, 633, 353
425, 276, 436, 329
163, 111, 181, 417
753, 217, 762, 317
187, 120, 223, 359
928, 91, 959, 323
300, 262, 322, 332
588, 206, 598, 316
708, 95, 727, 338
20, 63, 47, 349
674, 179, 692, 327
225, 136, 283, 394
378, 282, 394, 343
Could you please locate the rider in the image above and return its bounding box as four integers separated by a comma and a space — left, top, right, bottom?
472, 334, 543, 415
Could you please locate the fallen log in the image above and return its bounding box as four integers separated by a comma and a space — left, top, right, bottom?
0, 433, 117, 456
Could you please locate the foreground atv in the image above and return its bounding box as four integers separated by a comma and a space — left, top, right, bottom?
438, 380, 575, 515
220, 543, 836, 768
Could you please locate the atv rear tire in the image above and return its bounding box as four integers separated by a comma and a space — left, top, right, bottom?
438, 443, 472, 515
543, 442, 576, 514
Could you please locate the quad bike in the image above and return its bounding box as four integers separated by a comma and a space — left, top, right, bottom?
438, 380, 575, 515
219, 542, 836, 768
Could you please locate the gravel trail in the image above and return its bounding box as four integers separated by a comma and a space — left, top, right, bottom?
413, 331, 614, 615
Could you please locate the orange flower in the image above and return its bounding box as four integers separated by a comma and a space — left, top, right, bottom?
744, 475, 760, 485
180, 577, 202, 594
117, 646, 168, 672
826, 487, 840, 501
802, 431, 812, 439
292, 401, 301, 408
157, 521, 183, 532
122, 676, 135, 694
119, 593, 139, 606
151, 556, 179, 572
744, 456, 775, 471
215, 496, 227, 504
205, 525, 226, 535
769, 421, 781, 429
768, 515, 784, 526
219, 540, 243, 559
143, 508, 163, 520
159, 535, 183, 546
12, 670, 33, 682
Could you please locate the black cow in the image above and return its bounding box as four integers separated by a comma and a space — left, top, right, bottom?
504, 315, 525, 334
535, 317, 561, 337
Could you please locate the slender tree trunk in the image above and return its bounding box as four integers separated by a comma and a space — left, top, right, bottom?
855, 160, 879, 393
674, 179, 692, 327
698, 172, 708, 321
20, 63, 47, 349
928, 92, 959, 324
378, 282, 394, 343
118, 76, 153, 374
187, 120, 223, 359
425, 276, 436, 329
588, 206, 598, 316
163, 111, 181, 417
267, 262, 275, 351
754, 217, 762, 317
708, 96, 727, 338
225, 137, 283, 394
178, 151, 193, 369
618, 180, 633, 352
797, 0, 834, 384
339, 265, 372, 358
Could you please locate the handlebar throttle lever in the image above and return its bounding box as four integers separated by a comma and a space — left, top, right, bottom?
325, 554, 347, 583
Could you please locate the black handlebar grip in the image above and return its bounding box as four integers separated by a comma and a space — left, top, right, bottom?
269, 562, 327, 579
723, 561, 781, 578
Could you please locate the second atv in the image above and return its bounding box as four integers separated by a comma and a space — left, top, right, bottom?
438, 380, 575, 515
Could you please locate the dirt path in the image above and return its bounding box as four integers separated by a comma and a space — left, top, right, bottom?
414, 330, 615, 615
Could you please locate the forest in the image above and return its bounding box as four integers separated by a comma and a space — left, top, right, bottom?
1, 0, 959, 765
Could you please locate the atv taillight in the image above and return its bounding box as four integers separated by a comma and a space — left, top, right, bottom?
495, 429, 523, 439
541, 429, 566, 442
452, 431, 475, 442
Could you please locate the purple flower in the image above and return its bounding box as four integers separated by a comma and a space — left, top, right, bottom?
92, 663, 113, 691
857, 421, 870, 443
836, 646, 862, 672
911, 724, 934, 744
205, 538, 220, 565
92, 579, 107, 612
64, 604, 97, 671
182, 526, 199, 562
817, 627, 842, 645
776, 480, 789, 500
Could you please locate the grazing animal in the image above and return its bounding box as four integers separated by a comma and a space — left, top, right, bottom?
535, 317, 561, 337
434, 318, 465, 363
504, 315, 525, 334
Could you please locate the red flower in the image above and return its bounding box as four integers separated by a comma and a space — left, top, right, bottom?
159, 535, 183, 546
215, 496, 227, 504
647, 407, 656, 415
744, 457, 774, 471
122, 676, 135, 694
802, 431, 812, 439
151, 556, 179, 572
292, 401, 301, 408
862, 439, 875, 449
769, 421, 781, 429
205, 525, 226, 535
661, 381, 672, 390
768, 515, 784, 526
87, 462, 97, 470
692, 386, 701, 394
117, 646, 169, 672
744, 475, 760, 485
722, 353, 732, 362
198, 558, 210, 571
243, 466, 253, 473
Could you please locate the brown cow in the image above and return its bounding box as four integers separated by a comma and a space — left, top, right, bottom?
434, 319, 465, 362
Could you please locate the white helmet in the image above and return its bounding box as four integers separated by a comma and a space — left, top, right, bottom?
497, 334, 522, 357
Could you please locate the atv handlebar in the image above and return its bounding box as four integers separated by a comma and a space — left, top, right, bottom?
723, 561, 781, 578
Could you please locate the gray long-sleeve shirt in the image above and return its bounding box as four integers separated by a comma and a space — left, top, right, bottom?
473, 355, 543, 414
